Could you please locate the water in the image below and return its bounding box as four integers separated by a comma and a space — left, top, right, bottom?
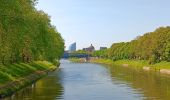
4, 60, 170, 100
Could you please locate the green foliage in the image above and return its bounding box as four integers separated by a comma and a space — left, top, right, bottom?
101, 26, 170, 64
108, 42, 131, 60
92, 49, 108, 58
0, 0, 64, 64
164, 40, 170, 61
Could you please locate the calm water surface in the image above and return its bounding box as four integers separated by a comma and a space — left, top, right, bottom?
4, 60, 170, 100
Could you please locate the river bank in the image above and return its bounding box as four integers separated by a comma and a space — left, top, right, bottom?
69, 58, 87, 63
0, 61, 58, 99
90, 58, 170, 74
70, 58, 170, 74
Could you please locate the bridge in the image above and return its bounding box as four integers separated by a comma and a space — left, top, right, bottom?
62, 52, 90, 59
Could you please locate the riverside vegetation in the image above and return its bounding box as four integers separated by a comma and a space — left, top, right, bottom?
72, 27, 170, 70
0, 0, 64, 98
0, 61, 57, 98
93, 27, 170, 71
93, 26, 170, 64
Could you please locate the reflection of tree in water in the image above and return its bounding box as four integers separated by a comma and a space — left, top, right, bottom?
5, 70, 64, 100
108, 65, 170, 100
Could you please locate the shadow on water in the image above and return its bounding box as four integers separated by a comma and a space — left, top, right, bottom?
108, 65, 170, 100
3, 70, 64, 100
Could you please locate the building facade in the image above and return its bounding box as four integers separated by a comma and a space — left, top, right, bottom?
100, 47, 107, 50
83, 44, 95, 52
69, 42, 76, 53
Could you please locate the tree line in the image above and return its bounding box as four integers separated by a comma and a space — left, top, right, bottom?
93, 26, 170, 64
0, 0, 64, 64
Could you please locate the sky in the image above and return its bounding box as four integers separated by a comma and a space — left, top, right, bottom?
36, 0, 170, 50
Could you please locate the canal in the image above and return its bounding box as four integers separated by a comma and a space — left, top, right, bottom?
4, 60, 170, 100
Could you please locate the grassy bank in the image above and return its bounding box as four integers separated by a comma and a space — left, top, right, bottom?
70, 58, 170, 70
90, 59, 170, 70
0, 61, 57, 98
69, 58, 86, 63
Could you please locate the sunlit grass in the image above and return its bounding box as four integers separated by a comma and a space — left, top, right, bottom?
69, 58, 84, 62
150, 61, 170, 69
91, 59, 170, 69
0, 61, 56, 86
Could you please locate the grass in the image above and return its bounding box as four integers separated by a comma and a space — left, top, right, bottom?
90, 58, 170, 70
0, 61, 58, 98
113, 59, 149, 68
0, 61, 56, 86
150, 61, 170, 70
69, 58, 84, 62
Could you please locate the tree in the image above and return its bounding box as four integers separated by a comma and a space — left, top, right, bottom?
0, 0, 64, 65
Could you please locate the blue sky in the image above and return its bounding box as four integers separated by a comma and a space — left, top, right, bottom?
36, 0, 170, 50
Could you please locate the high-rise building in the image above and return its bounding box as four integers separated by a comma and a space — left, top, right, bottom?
69, 42, 76, 53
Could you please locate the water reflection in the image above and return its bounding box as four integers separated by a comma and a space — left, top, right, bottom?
109, 65, 170, 100
57, 61, 144, 100
3, 60, 170, 100
4, 70, 64, 100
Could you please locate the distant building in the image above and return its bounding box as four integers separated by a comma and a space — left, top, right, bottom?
100, 47, 107, 50
69, 42, 76, 53
83, 44, 95, 52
